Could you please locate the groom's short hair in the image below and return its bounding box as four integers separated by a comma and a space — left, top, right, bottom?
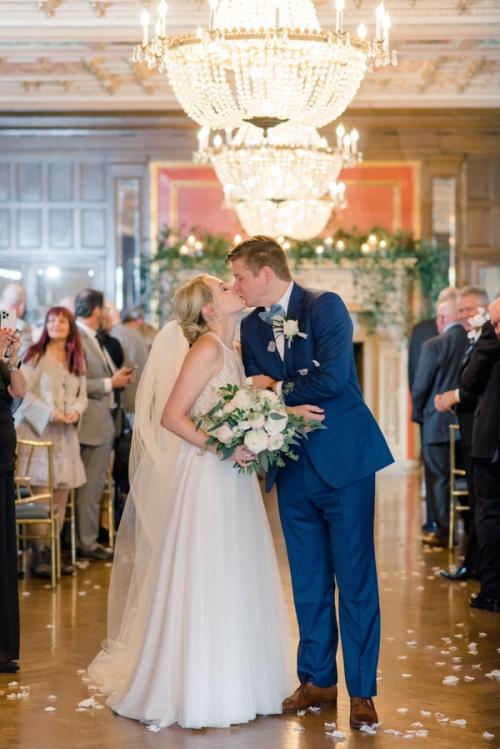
226, 235, 292, 281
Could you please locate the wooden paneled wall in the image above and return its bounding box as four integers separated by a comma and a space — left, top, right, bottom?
0, 109, 498, 294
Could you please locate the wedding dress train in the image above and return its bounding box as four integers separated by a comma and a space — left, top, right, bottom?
87, 330, 293, 729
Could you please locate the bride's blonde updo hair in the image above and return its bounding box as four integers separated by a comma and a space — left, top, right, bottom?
172, 274, 215, 346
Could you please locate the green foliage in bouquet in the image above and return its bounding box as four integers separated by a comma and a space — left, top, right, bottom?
151, 227, 449, 334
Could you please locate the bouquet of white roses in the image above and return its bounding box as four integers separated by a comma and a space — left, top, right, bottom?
195, 379, 324, 474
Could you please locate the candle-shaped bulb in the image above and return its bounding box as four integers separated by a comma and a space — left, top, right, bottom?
336, 123, 345, 138
383, 14, 391, 31
376, 2, 386, 19
213, 133, 223, 149
158, 0, 168, 18
140, 9, 150, 45
335, 0, 345, 32
350, 128, 359, 142
356, 23, 367, 39
335, 0, 345, 10
343, 134, 352, 149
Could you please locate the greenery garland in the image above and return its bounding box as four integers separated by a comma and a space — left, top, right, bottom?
149, 226, 449, 334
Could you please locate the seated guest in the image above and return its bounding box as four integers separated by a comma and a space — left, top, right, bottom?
0, 327, 25, 673
75, 289, 132, 560
412, 298, 468, 546
408, 287, 460, 532
460, 298, 500, 612
435, 286, 490, 581
16, 307, 88, 578
0, 282, 33, 356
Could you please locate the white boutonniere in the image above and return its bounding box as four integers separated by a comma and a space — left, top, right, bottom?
467, 307, 490, 342
273, 316, 308, 348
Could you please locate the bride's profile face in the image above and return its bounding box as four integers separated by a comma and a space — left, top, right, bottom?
204, 276, 246, 316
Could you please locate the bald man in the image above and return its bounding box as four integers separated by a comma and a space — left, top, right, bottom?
412, 299, 468, 546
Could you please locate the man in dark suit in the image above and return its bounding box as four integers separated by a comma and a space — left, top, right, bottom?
412, 298, 468, 546
435, 286, 490, 580
460, 298, 500, 612
229, 236, 393, 729
408, 287, 459, 532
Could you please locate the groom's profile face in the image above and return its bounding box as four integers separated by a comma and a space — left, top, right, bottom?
231, 258, 266, 308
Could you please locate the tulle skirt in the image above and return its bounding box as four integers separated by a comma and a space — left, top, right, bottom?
88, 443, 293, 729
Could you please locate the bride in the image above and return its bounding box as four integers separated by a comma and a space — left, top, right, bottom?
87, 274, 293, 729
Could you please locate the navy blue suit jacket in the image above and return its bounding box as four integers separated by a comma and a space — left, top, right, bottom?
240, 283, 394, 492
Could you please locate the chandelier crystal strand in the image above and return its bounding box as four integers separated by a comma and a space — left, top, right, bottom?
234, 199, 336, 241
133, 0, 396, 131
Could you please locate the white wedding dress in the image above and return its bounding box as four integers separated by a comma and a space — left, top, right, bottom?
88, 329, 293, 729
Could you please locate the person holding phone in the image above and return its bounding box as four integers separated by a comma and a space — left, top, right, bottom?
0, 326, 26, 672
15, 307, 88, 578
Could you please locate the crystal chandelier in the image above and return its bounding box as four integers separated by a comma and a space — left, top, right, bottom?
134, 0, 396, 131
195, 119, 355, 240
195, 121, 360, 204
234, 193, 347, 241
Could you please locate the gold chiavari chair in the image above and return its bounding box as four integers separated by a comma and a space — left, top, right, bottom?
448, 423, 470, 549
15, 438, 61, 588
64, 488, 77, 566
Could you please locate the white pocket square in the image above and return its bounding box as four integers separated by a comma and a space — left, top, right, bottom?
298, 368, 308, 376
267, 340, 277, 353
312, 359, 320, 368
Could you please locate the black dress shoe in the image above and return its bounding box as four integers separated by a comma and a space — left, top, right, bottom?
0, 660, 20, 673
77, 545, 113, 561
469, 593, 500, 612
440, 565, 474, 581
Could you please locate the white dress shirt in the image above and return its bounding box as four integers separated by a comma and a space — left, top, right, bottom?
77, 321, 115, 403
270, 281, 294, 361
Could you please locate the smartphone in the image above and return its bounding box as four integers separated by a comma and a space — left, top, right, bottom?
0, 309, 17, 329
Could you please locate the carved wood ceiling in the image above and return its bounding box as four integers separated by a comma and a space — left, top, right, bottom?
0, 0, 499, 112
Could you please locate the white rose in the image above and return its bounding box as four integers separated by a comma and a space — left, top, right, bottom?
268, 433, 285, 451
232, 389, 254, 411
258, 390, 279, 406
244, 429, 269, 454
216, 424, 234, 444
283, 319, 299, 337
222, 401, 237, 414
265, 410, 288, 434
238, 420, 251, 431
248, 413, 266, 430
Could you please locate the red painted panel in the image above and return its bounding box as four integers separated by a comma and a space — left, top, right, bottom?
154, 162, 418, 239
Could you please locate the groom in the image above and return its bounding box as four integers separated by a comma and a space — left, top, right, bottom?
228, 236, 394, 729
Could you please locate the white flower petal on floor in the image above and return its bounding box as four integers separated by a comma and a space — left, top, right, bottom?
397, 707, 409, 713
44, 706, 56, 712
325, 721, 336, 728
482, 731, 495, 739
450, 718, 467, 726
485, 669, 500, 680
325, 729, 346, 740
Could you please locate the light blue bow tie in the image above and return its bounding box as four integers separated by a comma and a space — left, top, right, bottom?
258, 303, 284, 325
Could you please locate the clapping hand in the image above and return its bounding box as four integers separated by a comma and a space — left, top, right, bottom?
0, 327, 20, 359
64, 410, 80, 424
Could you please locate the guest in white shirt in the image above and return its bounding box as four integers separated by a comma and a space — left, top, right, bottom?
74, 289, 132, 560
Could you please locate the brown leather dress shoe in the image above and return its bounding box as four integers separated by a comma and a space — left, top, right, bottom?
350, 697, 378, 729
282, 682, 337, 712
421, 531, 447, 548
